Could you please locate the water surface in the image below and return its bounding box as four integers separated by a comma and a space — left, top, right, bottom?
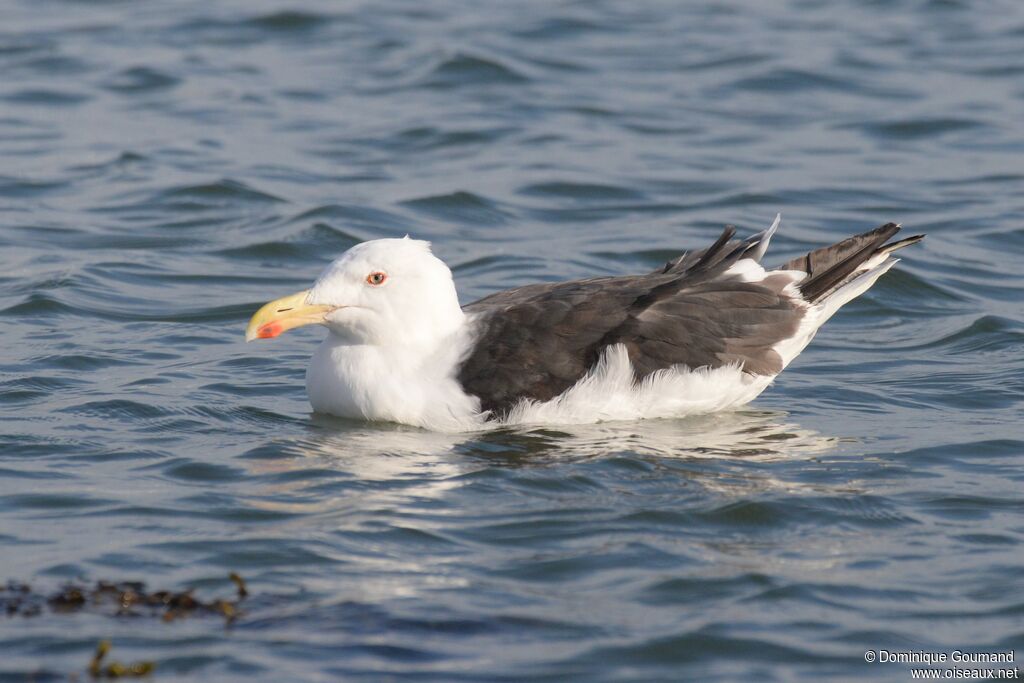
1, 0, 1023, 680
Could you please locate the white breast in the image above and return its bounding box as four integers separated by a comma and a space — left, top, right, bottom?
306, 331, 484, 432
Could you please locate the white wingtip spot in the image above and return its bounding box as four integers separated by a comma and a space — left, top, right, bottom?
765, 213, 781, 241
749, 213, 782, 263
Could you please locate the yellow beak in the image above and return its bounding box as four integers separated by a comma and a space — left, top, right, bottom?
245, 290, 335, 342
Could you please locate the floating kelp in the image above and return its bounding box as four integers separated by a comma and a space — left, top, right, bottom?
1, 573, 249, 623
3, 576, 252, 679
229, 572, 248, 598
88, 640, 155, 679
1, 581, 41, 617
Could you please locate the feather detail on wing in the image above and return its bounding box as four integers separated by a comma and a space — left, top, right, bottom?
458, 217, 923, 418
459, 218, 814, 417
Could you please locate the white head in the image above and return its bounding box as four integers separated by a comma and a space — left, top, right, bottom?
245, 237, 464, 348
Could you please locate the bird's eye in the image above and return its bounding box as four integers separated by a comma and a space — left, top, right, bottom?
366, 271, 387, 286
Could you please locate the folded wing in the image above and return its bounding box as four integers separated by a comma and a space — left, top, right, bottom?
458, 220, 802, 416
458, 218, 923, 417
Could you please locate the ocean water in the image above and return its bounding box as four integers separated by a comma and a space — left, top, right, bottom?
2, 0, 1023, 680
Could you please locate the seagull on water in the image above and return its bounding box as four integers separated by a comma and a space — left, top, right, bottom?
246, 215, 923, 431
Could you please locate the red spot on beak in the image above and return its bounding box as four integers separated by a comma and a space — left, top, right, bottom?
257, 322, 283, 339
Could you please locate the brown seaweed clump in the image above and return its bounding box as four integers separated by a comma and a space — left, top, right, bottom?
4, 574, 251, 678
2, 581, 43, 617
86, 640, 155, 679
1, 572, 249, 624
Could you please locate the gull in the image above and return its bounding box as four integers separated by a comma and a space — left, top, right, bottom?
246, 215, 923, 431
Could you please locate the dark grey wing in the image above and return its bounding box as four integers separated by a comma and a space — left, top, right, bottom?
458, 225, 805, 416
602, 273, 803, 379
457, 276, 643, 414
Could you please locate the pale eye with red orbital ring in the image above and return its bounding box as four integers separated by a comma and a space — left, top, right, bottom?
366, 271, 387, 286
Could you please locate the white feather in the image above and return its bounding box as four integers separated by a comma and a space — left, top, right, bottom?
750, 212, 781, 262
774, 256, 899, 368
501, 345, 772, 426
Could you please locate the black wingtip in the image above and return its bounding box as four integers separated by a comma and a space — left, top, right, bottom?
794, 222, 908, 302
692, 225, 737, 271
879, 233, 925, 255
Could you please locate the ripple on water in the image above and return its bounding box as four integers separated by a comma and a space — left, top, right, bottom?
183, 404, 304, 428
60, 399, 171, 421
0, 376, 86, 407
15, 352, 141, 372
0, 176, 70, 198
730, 68, 851, 94
435, 126, 523, 154
103, 66, 181, 94
420, 52, 529, 89
161, 459, 245, 483
399, 191, 513, 226
518, 181, 646, 202
511, 16, 607, 41
844, 117, 988, 140
574, 632, 845, 669
924, 315, 1024, 355
143, 539, 336, 570
638, 573, 777, 606
286, 204, 414, 233
0, 493, 114, 514
1, 88, 91, 105
171, 10, 336, 47
217, 223, 361, 263
244, 10, 334, 32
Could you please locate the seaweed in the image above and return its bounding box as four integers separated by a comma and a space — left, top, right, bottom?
1, 573, 249, 624
4, 574, 254, 677
1, 581, 42, 617
87, 640, 155, 679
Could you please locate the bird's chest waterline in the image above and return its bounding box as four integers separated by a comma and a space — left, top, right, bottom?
306, 342, 410, 421
304, 337, 481, 429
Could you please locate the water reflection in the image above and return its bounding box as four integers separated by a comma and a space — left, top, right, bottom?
237, 410, 840, 519
457, 410, 839, 464
255, 409, 838, 471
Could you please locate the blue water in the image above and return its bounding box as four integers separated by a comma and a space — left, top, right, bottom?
2, 0, 1023, 680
